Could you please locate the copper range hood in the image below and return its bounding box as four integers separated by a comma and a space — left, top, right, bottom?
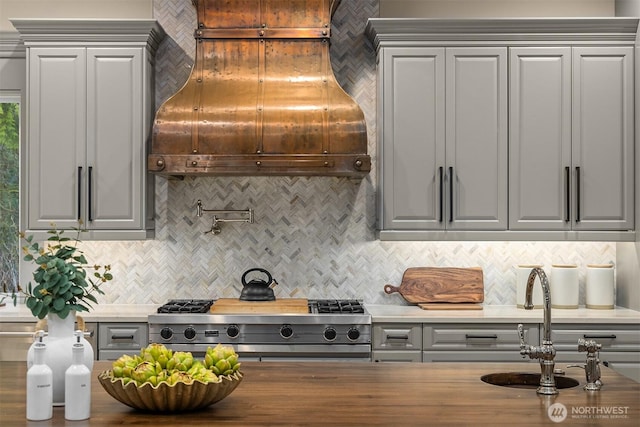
148, 0, 371, 178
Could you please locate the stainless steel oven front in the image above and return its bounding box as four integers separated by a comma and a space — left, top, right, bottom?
148, 302, 372, 362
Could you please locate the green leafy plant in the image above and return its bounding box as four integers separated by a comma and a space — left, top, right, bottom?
15, 223, 113, 319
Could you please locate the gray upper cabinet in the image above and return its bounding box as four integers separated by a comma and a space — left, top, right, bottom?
379, 46, 507, 233
366, 18, 637, 241
510, 46, 634, 232
509, 47, 572, 231
12, 20, 165, 240
572, 47, 634, 231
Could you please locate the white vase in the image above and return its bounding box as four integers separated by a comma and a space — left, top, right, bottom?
27, 312, 94, 406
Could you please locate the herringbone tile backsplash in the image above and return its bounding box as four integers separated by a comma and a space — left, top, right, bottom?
81, 0, 615, 307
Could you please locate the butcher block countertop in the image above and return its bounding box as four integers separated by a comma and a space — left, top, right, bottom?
1, 361, 638, 426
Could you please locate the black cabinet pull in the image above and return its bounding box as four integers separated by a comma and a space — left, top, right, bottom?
564, 166, 570, 222
438, 166, 444, 222
77, 166, 82, 220
465, 334, 498, 340
88, 166, 93, 222
111, 334, 135, 341
448, 166, 454, 223
386, 334, 409, 341
583, 334, 616, 340
575, 166, 581, 222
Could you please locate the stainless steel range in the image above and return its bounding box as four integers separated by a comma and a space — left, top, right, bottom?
148, 299, 372, 361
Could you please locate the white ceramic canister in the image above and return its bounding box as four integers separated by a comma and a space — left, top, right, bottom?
516, 265, 544, 308
550, 264, 579, 309
586, 264, 615, 309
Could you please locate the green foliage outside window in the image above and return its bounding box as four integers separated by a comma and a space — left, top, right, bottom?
0, 101, 19, 294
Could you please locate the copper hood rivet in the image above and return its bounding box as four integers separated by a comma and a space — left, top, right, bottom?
322, 30, 328, 35
256, 150, 262, 154
256, 161, 261, 166
259, 30, 265, 36
323, 150, 328, 154
324, 162, 329, 166
192, 149, 197, 153
156, 159, 164, 167
354, 160, 363, 168
192, 161, 198, 166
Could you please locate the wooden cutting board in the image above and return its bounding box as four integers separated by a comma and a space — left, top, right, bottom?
384, 267, 484, 304
418, 303, 483, 310
210, 298, 309, 314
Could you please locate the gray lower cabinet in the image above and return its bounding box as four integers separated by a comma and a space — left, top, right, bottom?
422, 323, 539, 363
551, 324, 640, 382
372, 323, 422, 362
372, 321, 639, 382
98, 323, 148, 360
0, 321, 98, 362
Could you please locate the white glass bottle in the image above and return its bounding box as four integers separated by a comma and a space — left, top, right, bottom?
27, 332, 53, 421
64, 332, 91, 420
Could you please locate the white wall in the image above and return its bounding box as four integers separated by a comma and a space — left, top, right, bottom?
380, 0, 615, 17
0, 0, 153, 32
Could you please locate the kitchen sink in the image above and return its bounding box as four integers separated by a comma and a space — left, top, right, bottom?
481, 372, 579, 389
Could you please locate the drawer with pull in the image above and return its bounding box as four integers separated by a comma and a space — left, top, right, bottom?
98, 323, 148, 358
423, 323, 539, 351
551, 324, 640, 352
373, 324, 422, 350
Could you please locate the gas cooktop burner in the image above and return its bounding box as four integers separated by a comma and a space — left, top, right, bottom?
310, 299, 365, 314
157, 299, 214, 313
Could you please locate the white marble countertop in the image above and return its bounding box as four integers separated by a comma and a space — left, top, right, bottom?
0, 303, 157, 323
1, 302, 639, 325
366, 304, 640, 324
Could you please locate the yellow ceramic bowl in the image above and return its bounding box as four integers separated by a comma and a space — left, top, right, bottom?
97, 370, 243, 412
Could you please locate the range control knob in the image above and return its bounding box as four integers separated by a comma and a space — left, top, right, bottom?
323, 327, 337, 342
160, 327, 173, 340
184, 327, 197, 340
226, 324, 240, 338
280, 324, 294, 339
347, 327, 360, 341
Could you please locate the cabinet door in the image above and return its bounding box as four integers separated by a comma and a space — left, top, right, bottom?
27, 48, 86, 230
572, 47, 634, 231
380, 47, 445, 230
445, 48, 507, 230
86, 48, 144, 230
509, 47, 572, 230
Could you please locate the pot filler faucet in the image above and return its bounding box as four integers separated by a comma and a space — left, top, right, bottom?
517, 267, 558, 395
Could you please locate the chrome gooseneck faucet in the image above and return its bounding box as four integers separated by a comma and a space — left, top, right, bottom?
518, 267, 558, 395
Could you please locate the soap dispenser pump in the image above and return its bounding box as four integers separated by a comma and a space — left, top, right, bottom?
64, 331, 91, 420
26, 330, 53, 421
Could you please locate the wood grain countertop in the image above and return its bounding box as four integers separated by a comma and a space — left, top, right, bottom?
1, 361, 638, 426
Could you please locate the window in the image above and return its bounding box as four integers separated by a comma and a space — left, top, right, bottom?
0, 94, 19, 294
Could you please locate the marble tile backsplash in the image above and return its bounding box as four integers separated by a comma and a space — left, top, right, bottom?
77, 0, 615, 307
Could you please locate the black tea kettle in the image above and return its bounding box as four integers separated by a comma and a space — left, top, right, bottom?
239, 268, 277, 301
